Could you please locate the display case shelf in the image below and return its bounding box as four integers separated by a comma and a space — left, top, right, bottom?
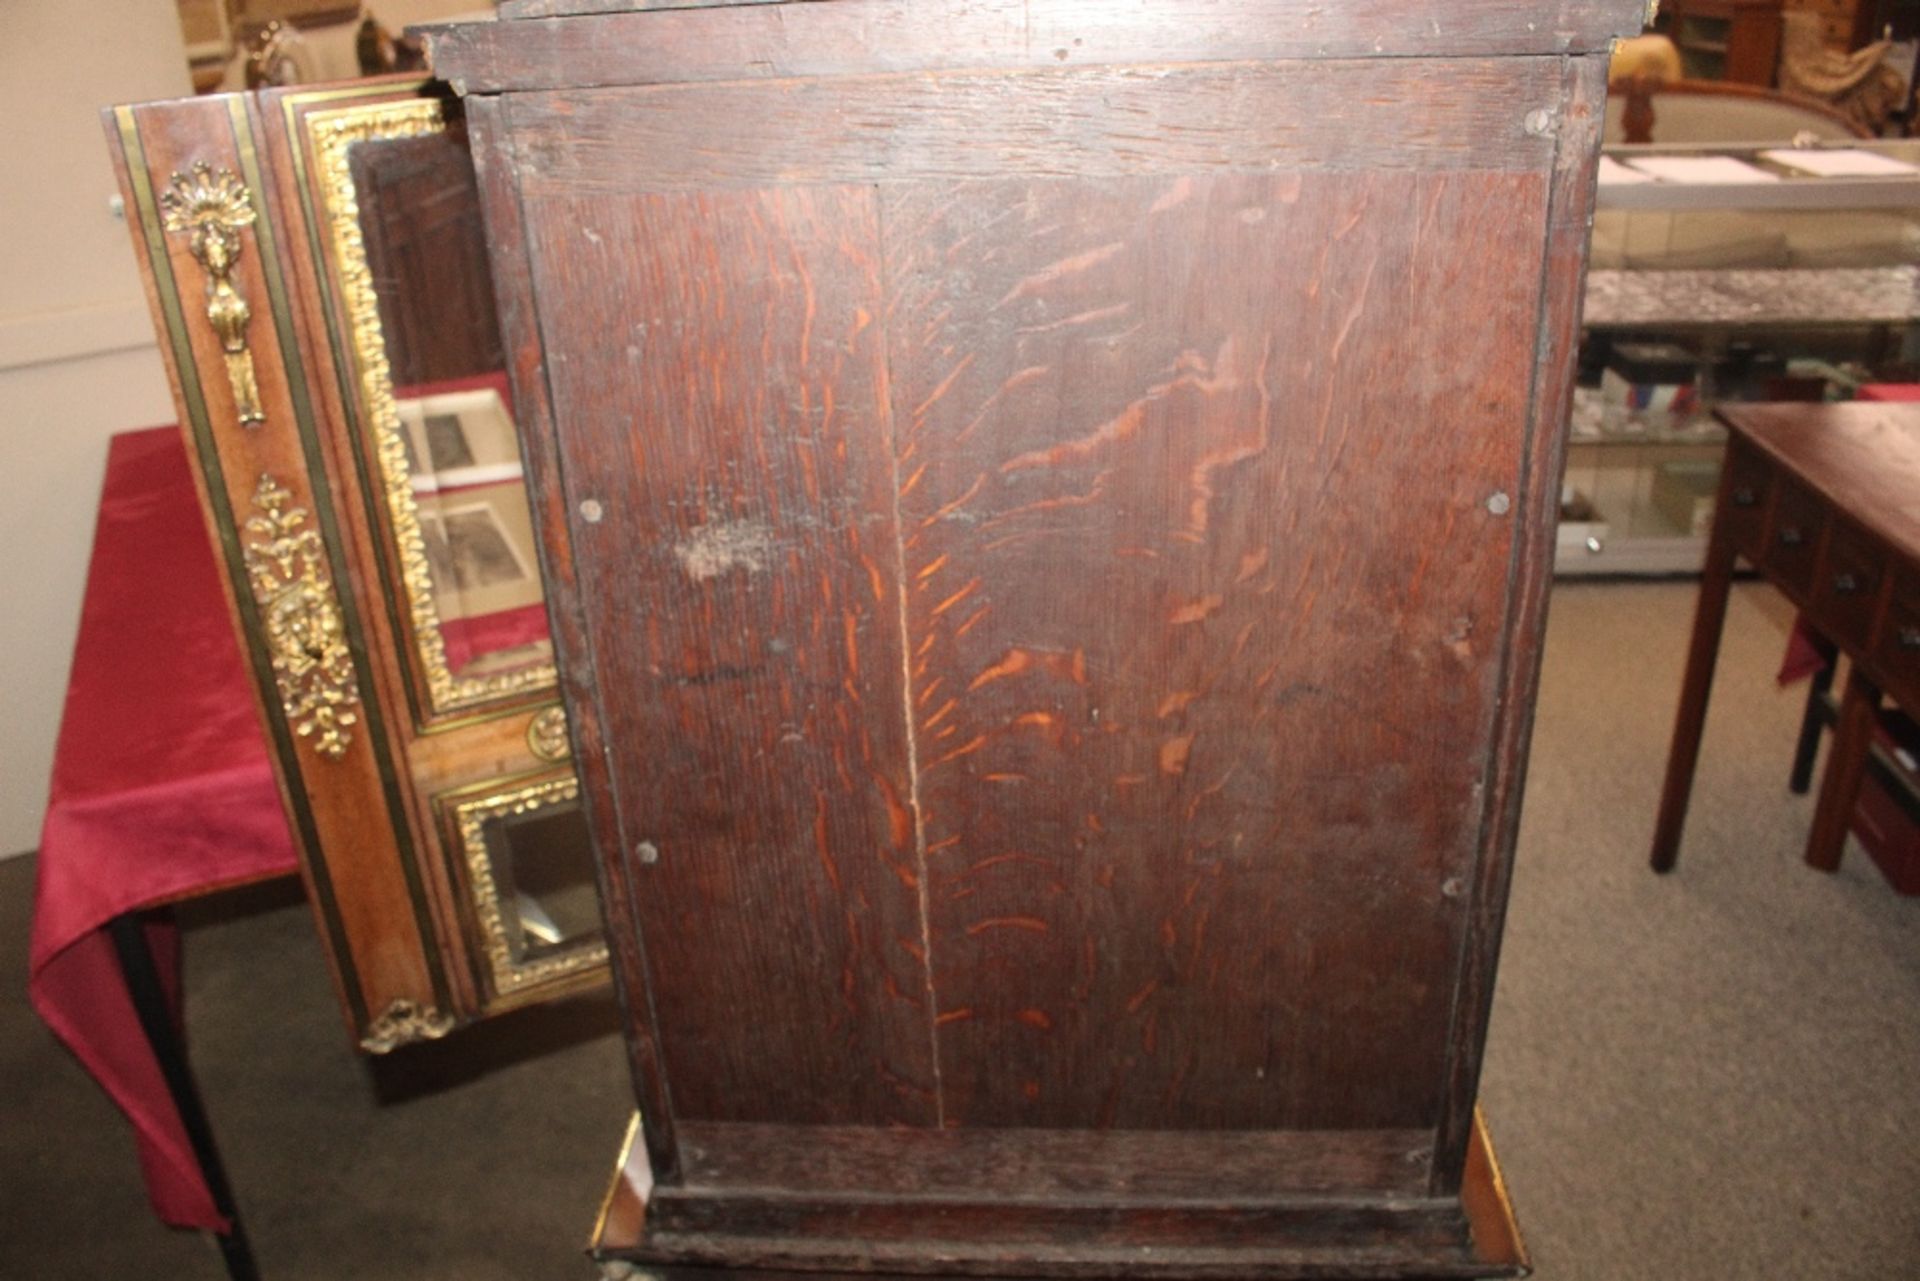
1561, 139, 1920, 577
1585, 265, 1920, 330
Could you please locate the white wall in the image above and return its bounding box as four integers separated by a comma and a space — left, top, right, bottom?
0, 3, 192, 856
0, 3, 497, 858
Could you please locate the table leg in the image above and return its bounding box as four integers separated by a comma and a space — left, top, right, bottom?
1650, 528, 1738, 873
107, 912, 261, 1281
1804, 663, 1882, 874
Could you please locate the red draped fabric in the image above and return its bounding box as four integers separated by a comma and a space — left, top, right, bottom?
29, 427, 297, 1232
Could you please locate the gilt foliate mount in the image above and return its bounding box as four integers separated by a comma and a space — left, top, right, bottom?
243, 473, 361, 760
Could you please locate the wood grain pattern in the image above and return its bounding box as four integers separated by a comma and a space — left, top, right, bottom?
511, 57, 1556, 1140
501, 59, 1563, 197
675, 1123, 1432, 1199
884, 169, 1546, 1132
459, 3, 1618, 1270
426, 0, 1649, 95
528, 183, 940, 1125
463, 91, 682, 1161
349, 124, 504, 387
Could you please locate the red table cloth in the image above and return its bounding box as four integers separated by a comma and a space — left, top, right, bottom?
30, 426, 297, 1232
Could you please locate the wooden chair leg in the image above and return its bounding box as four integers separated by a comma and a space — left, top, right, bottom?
1788, 639, 1838, 796
1804, 664, 1882, 875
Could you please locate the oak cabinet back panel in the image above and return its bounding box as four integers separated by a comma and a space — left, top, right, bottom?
430, 0, 1643, 1268
509, 63, 1547, 1135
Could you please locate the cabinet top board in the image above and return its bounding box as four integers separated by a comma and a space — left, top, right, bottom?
427, 0, 1652, 96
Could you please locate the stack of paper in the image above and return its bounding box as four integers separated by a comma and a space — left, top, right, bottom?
1759, 148, 1920, 178
1623, 156, 1779, 185
1597, 155, 1654, 186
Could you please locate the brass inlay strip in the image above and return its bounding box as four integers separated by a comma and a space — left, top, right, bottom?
114, 103, 368, 1023
230, 92, 456, 1016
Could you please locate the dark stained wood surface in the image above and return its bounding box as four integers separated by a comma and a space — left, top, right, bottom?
425, 0, 1649, 94
531, 183, 940, 1126
1426, 50, 1610, 1191
1719, 403, 1920, 566
595, 1113, 1528, 1278
515, 62, 1554, 1138
883, 168, 1545, 1133
674, 1123, 1433, 1199
463, 92, 682, 1161
1654, 401, 1920, 879
457, 1, 1627, 1271
349, 120, 505, 387
500, 60, 1562, 193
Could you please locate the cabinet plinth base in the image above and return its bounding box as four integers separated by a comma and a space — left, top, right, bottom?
591, 1113, 1526, 1280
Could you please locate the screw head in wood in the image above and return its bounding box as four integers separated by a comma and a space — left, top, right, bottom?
635, 840, 660, 866
1523, 108, 1554, 137
580, 498, 605, 523
1486, 491, 1511, 516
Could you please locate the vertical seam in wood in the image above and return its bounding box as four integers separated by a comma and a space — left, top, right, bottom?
876, 183, 948, 1128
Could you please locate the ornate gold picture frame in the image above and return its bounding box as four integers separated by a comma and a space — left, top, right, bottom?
303, 96, 559, 718
441, 771, 610, 1002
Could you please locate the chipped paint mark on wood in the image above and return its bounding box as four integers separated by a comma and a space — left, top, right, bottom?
675, 518, 774, 580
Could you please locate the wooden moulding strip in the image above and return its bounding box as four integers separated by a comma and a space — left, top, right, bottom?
590, 1119, 1530, 1278
425, 0, 1651, 96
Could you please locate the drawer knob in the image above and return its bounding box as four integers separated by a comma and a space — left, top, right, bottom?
1778, 526, 1805, 548
1731, 485, 1759, 508
1833, 573, 1861, 595
1901, 626, 1920, 651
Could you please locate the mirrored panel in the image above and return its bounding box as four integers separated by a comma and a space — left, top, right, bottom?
442, 772, 607, 1000
307, 97, 557, 715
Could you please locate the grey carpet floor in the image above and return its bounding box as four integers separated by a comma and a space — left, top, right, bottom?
3, 580, 1916, 1278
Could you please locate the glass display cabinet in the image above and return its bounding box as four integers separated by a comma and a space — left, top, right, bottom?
1561, 139, 1920, 576
103, 78, 607, 1052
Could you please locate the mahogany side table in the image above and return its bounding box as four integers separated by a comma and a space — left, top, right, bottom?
1652, 401, 1920, 874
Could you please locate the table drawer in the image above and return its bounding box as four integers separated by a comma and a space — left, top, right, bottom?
1718, 439, 1771, 559
1811, 519, 1886, 655
1760, 476, 1827, 601
1874, 570, 1920, 712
